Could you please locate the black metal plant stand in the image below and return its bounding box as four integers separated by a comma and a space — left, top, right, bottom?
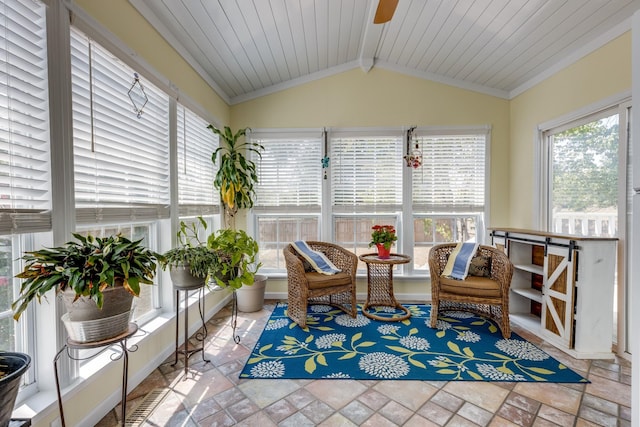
231, 290, 240, 344
172, 286, 210, 376
54, 323, 138, 427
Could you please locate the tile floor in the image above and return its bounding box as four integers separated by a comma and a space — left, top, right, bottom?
96, 301, 632, 426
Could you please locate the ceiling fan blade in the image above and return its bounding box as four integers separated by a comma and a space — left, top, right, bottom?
373, 0, 399, 24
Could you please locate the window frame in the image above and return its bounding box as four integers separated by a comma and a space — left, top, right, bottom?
536, 96, 632, 357
249, 126, 491, 277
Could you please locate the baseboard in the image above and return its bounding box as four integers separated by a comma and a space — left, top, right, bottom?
265, 292, 431, 304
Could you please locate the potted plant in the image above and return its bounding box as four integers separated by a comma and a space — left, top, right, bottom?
161, 217, 225, 290
369, 225, 398, 259
0, 351, 31, 427
208, 125, 264, 223
12, 234, 162, 343
207, 228, 266, 311
207, 124, 267, 310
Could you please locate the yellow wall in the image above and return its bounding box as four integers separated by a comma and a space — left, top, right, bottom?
232, 67, 511, 296
232, 67, 511, 227
509, 32, 631, 228
75, 0, 230, 124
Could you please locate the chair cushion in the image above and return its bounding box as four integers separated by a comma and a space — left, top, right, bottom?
439, 275, 501, 298
305, 271, 352, 289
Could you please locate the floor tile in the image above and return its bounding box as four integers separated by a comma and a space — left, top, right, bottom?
512, 383, 582, 414
305, 379, 367, 410
585, 373, 632, 407
496, 402, 535, 427
357, 388, 390, 411
264, 398, 298, 422
299, 399, 336, 424
280, 411, 320, 427
373, 380, 436, 410
94, 300, 631, 427
378, 400, 414, 425
340, 400, 375, 425
535, 404, 576, 426
443, 381, 509, 412
458, 402, 493, 426
238, 378, 300, 408
416, 400, 454, 425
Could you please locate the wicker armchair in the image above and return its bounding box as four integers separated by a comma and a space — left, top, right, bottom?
428, 243, 514, 338
283, 241, 358, 328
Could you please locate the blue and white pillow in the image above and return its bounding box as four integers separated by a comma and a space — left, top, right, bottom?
291, 241, 341, 275
442, 242, 479, 280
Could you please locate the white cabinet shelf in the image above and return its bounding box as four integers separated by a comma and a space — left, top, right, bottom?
510, 313, 543, 334
490, 228, 617, 359
511, 287, 543, 304
513, 263, 544, 276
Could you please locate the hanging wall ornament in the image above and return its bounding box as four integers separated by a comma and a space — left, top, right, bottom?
128, 72, 148, 118
404, 126, 422, 168
322, 128, 329, 179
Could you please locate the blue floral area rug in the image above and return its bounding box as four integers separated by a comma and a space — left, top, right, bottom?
240, 303, 588, 383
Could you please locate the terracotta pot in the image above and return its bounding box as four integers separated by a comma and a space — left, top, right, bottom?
376, 243, 391, 259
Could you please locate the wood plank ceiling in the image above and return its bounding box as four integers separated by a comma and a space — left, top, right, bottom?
130, 0, 640, 104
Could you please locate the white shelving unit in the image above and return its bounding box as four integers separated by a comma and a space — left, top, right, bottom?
490, 228, 617, 359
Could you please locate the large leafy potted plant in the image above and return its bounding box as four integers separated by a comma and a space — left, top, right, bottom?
208, 125, 267, 310
12, 234, 162, 343
161, 217, 225, 290
208, 125, 264, 223
0, 351, 31, 427
207, 228, 266, 312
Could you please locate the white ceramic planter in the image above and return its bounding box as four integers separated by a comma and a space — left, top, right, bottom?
236, 274, 267, 312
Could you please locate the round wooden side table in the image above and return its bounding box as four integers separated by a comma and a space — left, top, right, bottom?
358, 253, 411, 321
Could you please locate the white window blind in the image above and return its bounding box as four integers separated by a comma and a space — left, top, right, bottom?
0, 0, 50, 234
177, 104, 218, 217
331, 134, 403, 213
71, 28, 170, 224
412, 134, 486, 212
252, 132, 322, 212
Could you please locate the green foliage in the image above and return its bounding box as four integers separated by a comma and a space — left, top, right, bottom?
207, 228, 261, 290
12, 234, 162, 320
552, 117, 618, 212
161, 217, 225, 279
208, 125, 264, 215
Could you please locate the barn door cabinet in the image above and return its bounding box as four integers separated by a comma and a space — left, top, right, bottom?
489, 228, 617, 359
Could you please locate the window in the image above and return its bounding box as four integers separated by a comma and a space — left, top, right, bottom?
251, 131, 322, 271
541, 101, 631, 354
177, 104, 218, 217
250, 127, 489, 275
411, 132, 487, 269
331, 132, 403, 264
71, 27, 170, 319
0, 0, 49, 392
71, 28, 170, 222
0, 0, 50, 234
544, 110, 619, 237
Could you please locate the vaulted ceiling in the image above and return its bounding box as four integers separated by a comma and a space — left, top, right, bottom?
129, 0, 640, 105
